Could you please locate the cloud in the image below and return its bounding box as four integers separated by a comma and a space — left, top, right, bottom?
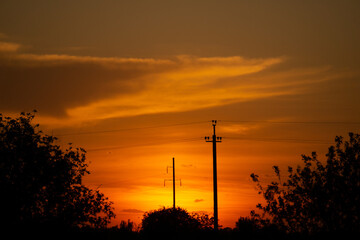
62, 55, 288, 124
182, 164, 194, 168
66, 57, 338, 124
194, 199, 204, 203
0, 41, 21, 52
0, 43, 173, 118
0, 40, 344, 127
121, 209, 144, 214
221, 124, 260, 134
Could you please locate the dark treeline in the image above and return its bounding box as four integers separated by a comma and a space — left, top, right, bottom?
1, 112, 360, 240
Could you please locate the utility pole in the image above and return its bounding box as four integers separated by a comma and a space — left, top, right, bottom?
164, 157, 181, 209
205, 120, 222, 231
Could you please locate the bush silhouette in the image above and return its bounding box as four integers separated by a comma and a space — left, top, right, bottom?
251, 133, 360, 234
0, 111, 115, 230
235, 217, 261, 234
141, 207, 213, 239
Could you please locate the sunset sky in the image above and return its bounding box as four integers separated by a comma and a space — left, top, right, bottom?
1, 0, 360, 228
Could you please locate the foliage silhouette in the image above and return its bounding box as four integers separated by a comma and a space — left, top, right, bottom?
235, 216, 285, 240
141, 207, 214, 239
191, 211, 214, 230
235, 216, 261, 233
119, 219, 136, 232
251, 133, 360, 235
0, 111, 115, 230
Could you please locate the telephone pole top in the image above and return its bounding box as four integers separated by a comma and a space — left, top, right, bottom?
205, 120, 222, 231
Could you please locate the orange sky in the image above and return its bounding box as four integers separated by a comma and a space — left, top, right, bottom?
1, 0, 360, 228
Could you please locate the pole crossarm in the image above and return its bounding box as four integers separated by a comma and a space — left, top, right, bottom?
205, 136, 222, 142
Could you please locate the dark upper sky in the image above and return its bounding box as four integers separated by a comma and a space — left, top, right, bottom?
1, 0, 359, 63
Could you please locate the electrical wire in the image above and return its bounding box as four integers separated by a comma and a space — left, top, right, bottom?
57, 120, 210, 137
224, 136, 332, 144
56, 119, 359, 137
53, 119, 359, 151
86, 137, 202, 152
221, 120, 360, 125
85, 173, 162, 188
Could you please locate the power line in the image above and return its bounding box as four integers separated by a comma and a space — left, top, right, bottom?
62, 134, 338, 153
85, 173, 161, 188
224, 136, 332, 144
86, 137, 202, 152
221, 120, 360, 125
55, 119, 359, 137
85, 135, 334, 152
52, 119, 358, 152
57, 121, 209, 137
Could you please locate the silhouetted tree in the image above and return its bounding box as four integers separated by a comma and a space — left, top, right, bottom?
119, 219, 136, 232
141, 207, 213, 239
191, 211, 214, 230
235, 216, 261, 233
235, 215, 285, 240
0, 111, 115, 230
251, 133, 360, 234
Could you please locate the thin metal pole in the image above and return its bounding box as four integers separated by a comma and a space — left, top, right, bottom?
164, 158, 181, 209
173, 157, 175, 209
212, 125, 218, 231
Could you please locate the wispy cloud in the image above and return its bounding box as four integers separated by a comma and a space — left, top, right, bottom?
0, 41, 21, 52
66, 56, 335, 124
0, 40, 344, 127
63, 55, 287, 123
221, 124, 260, 134
121, 209, 144, 214
182, 164, 194, 168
